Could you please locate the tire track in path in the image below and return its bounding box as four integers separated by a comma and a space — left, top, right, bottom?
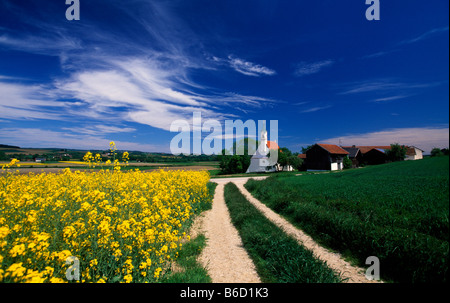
231, 178, 380, 283
196, 180, 262, 283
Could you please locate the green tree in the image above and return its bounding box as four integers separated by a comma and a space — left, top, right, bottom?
218, 137, 254, 174
0, 151, 7, 161
277, 147, 304, 171
343, 156, 352, 169
277, 147, 292, 168
386, 143, 407, 162
431, 147, 444, 157
289, 156, 304, 171
301, 145, 313, 153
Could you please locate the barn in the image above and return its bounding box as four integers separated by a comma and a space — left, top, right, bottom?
342, 145, 391, 166
305, 143, 349, 171
405, 146, 424, 160
342, 146, 363, 168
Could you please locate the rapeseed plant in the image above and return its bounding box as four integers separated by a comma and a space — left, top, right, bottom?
0, 143, 212, 283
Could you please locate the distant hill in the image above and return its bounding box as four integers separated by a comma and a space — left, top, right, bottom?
0, 144, 20, 149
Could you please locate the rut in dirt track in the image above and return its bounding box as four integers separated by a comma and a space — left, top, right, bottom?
197, 176, 380, 283
196, 181, 261, 283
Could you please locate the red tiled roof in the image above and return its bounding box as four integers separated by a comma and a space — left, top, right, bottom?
267, 141, 280, 150
342, 146, 392, 154
317, 144, 349, 155
298, 154, 307, 159
406, 146, 422, 156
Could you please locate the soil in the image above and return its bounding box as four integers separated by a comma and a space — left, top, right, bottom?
193, 180, 261, 283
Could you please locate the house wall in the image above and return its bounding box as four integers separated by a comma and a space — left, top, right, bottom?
416, 149, 423, 159
330, 155, 344, 170
306, 145, 331, 170
405, 148, 423, 160
363, 149, 387, 165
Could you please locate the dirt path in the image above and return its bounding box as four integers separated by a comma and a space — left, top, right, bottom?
197, 176, 380, 283
196, 180, 262, 283
232, 179, 380, 283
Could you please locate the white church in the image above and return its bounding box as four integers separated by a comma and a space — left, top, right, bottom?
246, 129, 293, 173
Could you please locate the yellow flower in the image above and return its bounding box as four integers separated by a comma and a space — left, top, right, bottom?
154, 267, 162, 279
57, 250, 72, 262
0, 146, 212, 284
109, 141, 117, 152
123, 274, 132, 283
6, 263, 27, 279
9, 244, 26, 257
0, 226, 10, 239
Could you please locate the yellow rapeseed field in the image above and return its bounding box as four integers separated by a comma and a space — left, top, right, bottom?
0, 146, 212, 283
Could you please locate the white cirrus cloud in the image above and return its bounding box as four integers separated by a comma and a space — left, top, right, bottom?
300, 105, 332, 113
372, 95, 410, 102
228, 56, 276, 77
294, 60, 334, 77
399, 26, 449, 45
0, 127, 164, 152
338, 79, 443, 95
0, 82, 68, 121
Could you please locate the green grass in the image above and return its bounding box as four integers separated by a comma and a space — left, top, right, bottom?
224, 182, 342, 283
162, 182, 217, 283
244, 156, 449, 283
211, 170, 301, 179
162, 234, 211, 283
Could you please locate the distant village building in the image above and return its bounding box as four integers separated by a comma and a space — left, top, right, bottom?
341, 146, 363, 168
35, 157, 46, 163
305, 144, 349, 171
405, 146, 424, 160
341, 145, 392, 166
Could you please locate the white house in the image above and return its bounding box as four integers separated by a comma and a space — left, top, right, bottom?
405, 146, 424, 160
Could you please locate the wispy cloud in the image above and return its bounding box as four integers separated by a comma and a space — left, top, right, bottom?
294, 60, 334, 77
321, 126, 449, 153
399, 26, 449, 45
300, 105, 332, 113
0, 82, 69, 121
293, 101, 309, 106
0, 2, 278, 132
372, 95, 409, 102
338, 79, 443, 95
362, 49, 399, 59
61, 125, 137, 136
0, 127, 165, 152
363, 26, 448, 59
227, 56, 276, 77
0, 33, 82, 55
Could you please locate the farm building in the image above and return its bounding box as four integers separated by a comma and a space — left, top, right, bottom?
363, 148, 389, 165
405, 146, 424, 160
341, 146, 363, 168
342, 145, 392, 166
305, 143, 349, 171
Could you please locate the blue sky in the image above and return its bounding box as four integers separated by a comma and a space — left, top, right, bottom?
0, 0, 448, 154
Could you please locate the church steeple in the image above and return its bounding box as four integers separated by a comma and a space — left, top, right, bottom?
259, 121, 268, 155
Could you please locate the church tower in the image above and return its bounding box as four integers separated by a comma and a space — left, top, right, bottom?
260, 128, 268, 155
